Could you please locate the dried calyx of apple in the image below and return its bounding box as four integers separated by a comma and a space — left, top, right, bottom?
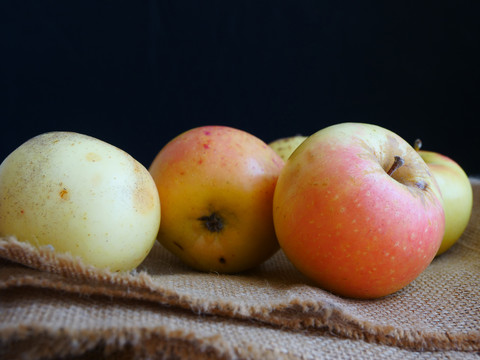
198, 212, 224, 232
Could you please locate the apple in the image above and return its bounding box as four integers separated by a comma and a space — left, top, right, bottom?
414, 139, 473, 256
148, 125, 284, 273
269, 135, 307, 162
0, 132, 161, 271
273, 123, 445, 299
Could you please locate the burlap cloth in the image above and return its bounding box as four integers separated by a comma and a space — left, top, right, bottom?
1, 180, 479, 360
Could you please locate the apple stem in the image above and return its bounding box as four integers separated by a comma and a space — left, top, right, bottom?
387, 156, 405, 177
414, 139, 422, 152
198, 212, 224, 232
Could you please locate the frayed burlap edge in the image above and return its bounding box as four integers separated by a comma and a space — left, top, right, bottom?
0, 322, 235, 360
0, 292, 299, 360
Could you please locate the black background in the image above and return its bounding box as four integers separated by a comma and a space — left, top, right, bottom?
2, 1, 479, 175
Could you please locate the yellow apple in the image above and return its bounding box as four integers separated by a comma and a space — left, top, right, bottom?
149, 126, 284, 273
0, 132, 161, 271
268, 135, 307, 162
414, 139, 473, 256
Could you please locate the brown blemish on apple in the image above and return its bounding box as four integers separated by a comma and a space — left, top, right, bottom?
86, 152, 102, 162
219, 257, 226, 264
133, 186, 156, 214
59, 188, 70, 200
415, 180, 428, 190
173, 241, 184, 251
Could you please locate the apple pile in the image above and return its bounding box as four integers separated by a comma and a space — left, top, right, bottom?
0, 122, 472, 299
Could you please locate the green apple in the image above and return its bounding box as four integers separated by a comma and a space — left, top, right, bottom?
269, 135, 307, 162
415, 139, 473, 256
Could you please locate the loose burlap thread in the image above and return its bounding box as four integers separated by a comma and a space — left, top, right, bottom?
1, 179, 479, 359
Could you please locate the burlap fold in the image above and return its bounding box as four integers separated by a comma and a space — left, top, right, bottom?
1, 179, 479, 359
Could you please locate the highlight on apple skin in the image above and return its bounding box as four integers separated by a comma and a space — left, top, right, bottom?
273, 122, 445, 299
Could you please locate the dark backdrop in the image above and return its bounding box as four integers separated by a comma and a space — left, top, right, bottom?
2, 1, 479, 175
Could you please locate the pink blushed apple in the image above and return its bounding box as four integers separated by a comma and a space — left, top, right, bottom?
273, 123, 445, 299
149, 126, 284, 273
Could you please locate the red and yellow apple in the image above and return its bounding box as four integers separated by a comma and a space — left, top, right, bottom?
273, 123, 445, 299
269, 135, 307, 162
414, 140, 473, 256
149, 125, 284, 273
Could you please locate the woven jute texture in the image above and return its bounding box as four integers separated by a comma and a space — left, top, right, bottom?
1, 179, 479, 360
